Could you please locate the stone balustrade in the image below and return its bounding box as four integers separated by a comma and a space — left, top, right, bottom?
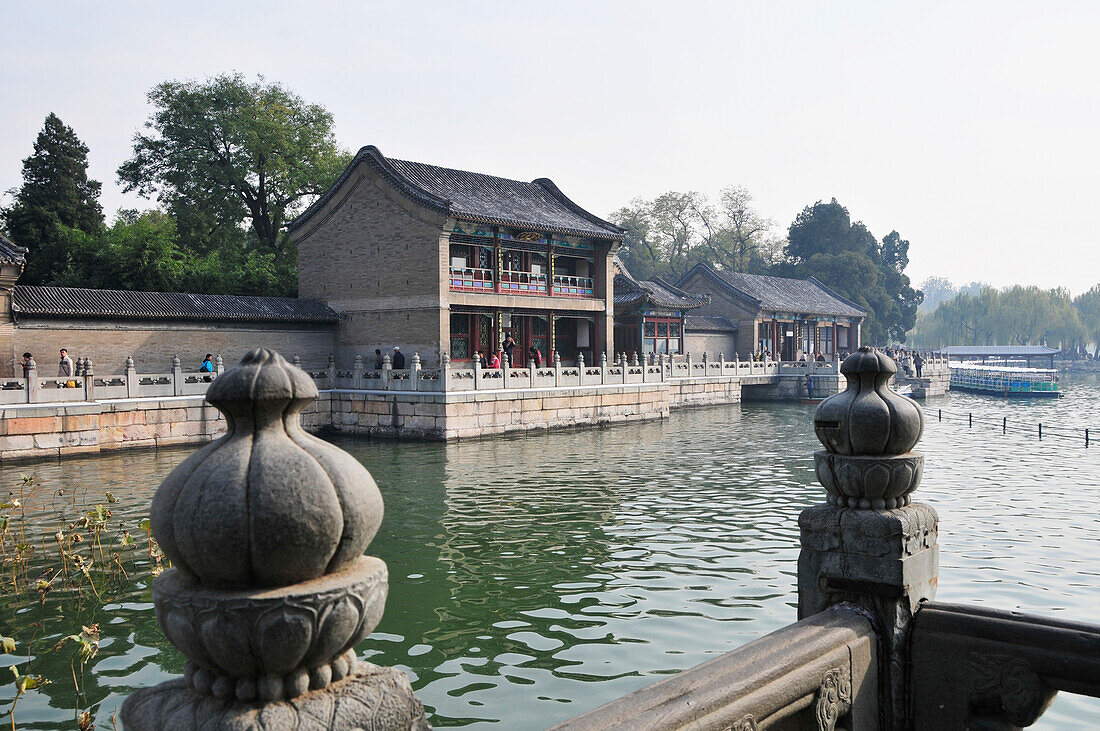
1, 351, 854, 405
551, 346, 1100, 730
1, 354, 224, 405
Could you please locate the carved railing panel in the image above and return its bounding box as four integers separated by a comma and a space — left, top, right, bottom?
911, 601, 1100, 729
549, 606, 876, 730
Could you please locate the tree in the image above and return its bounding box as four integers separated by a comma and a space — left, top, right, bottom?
2, 114, 103, 284
610, 186, 779, 280
1075, 285, 1100, 357
117, 74, 348, 256
51, 209, 297, 297
784, 200, 921, 344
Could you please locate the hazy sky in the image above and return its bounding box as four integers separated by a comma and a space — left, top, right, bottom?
3, 1, 1099, 294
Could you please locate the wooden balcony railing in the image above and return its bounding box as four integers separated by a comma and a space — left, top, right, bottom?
449, 266, 495, 292
552, 274, 595, 297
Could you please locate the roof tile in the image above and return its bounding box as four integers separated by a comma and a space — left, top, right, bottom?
13, 286, 339, 324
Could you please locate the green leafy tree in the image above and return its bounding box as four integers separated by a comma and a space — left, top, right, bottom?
1, 114, 104, 284
117, 73, 349, 257
52, 209, 296, 296
784, 200, 921, 344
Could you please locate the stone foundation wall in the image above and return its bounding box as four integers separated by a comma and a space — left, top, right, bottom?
742, 374, 843, 401
0, 393, 333, 464
327, 383, 670, 441
0, 374, 817, 464
668, 376, 742, 408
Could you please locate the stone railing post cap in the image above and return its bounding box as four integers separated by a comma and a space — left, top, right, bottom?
206, 348, 318, 405
812, 346, 925, 509
152, 347, 384, 588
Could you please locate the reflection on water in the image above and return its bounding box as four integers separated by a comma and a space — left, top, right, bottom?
0, 374, 1096, 728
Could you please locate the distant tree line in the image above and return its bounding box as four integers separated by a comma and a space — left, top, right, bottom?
908, 282, 1100, 358
1, 74, 348, 297
611, 195, 922, 345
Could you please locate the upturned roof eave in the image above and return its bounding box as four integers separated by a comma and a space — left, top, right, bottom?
290, 146, 625, 242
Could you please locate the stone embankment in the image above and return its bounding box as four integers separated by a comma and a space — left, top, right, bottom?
0, 354, 851, 464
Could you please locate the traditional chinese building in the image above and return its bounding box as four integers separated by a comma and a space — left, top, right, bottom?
677, 263, 866, 360
612, 261, 710, 356
289, 146, 624, 366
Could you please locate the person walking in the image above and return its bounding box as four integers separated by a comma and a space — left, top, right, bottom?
374, 349, 383, 370
58, 348, 74, 385
21, 352, 33, 377
199, 354, 214, 373
914, 352, 925, 378
392, 347, 406, 369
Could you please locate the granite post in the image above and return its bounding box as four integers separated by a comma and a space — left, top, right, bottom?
120, 349, 429, 730
125, 356, 137, 398
798, 346, 937, 730
172, 354, 183, 396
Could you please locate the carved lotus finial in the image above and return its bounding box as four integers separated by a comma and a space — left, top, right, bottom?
150, 348, 384, 588
811, 347, 925, 509
814, 346, 923, 456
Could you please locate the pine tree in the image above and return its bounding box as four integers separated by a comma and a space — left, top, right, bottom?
2, 113, 104, 284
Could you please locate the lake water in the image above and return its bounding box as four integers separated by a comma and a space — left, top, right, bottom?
0, 374, 1097, 729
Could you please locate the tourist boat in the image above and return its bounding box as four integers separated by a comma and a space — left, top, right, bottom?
949, 362, 1061, 397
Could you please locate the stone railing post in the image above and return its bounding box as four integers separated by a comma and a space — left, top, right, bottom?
718, 352, 725, 375
24, 357, 39, 403
353, 354, 364, 389
172, 355, 183, 396
440, 351, 451, 391
125, 356, 137, 398
83, 359, 95, 402
528, 358, 536, 387
326, 353, 336, 389
658, 353, 666, 382
685, 352, 692, 378
120, 350, 428, 729
502, 353, 511, 388
600, 351, 608, 385
381, 353, 392, 389
292, 354, 302, 369
553, 351, 562, 387
619, 353, 627, 384
798, 346, 936, 730
410, 352, 421, 391
473, 354, 483, 390
215, 354, 224, 376
630, 352, 638, 367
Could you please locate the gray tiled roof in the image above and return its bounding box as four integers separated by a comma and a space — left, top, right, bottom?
289, 146, 624, 241
13, 286, 339, 324
614, 273, 709, 311
685, 315, 738, 332
680, 264, 865, 318
0, 234, 27, 266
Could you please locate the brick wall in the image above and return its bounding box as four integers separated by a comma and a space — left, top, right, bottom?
677, 271, 760, 358
293, 163, 449, 366
10, 319, 337, 374
684, 332, 737, 359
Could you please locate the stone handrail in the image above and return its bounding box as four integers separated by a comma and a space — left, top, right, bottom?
550, 605, 876, 731
911, 602, 1100, 728
0, 355, 223, 405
